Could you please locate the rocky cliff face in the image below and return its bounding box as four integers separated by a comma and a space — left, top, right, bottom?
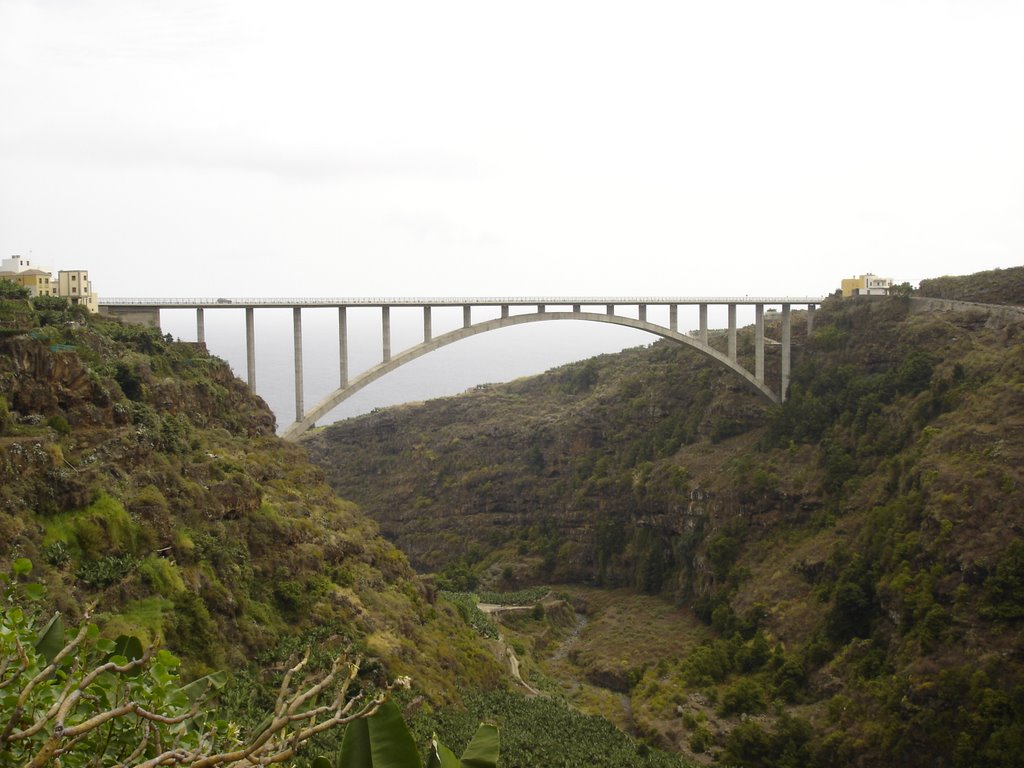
0, 310, 502, 703
304, 338, 784, 591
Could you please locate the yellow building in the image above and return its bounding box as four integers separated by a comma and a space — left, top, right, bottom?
0, 268, 54, 297
841, 273, 893, 297
55, 270, 99, 312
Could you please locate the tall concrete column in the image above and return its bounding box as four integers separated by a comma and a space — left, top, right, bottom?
463, 305, 471, 328
537, 304, 545, 313
699, 304, 708, 345
381, 306, 391, 363
501, 305, 509, 319
196, 307, 205, 344
293, 307, 304, 423
728, 304, 737, 361
781, 304, 791, 401
245, 307, 256, 392
423, 306, 432, 342
572, 304, 581, 313
638, 304, 647, 322
670, 305, 678, 332
606, 304, 614, 316
755, 304, 765, 384
338, 307, 348, 388
807, 304, 816, 336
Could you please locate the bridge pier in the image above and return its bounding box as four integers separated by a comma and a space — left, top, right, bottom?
501, 305, 509, 319
245, 307, 256, 392
463, 305, 471, 328
382, 307, 391, 363
196, 308, 205, 344
293, 307, 304, 422
755, 304, 765, 383
339, 307, 348, 388
807, 304, 815, 335
699, 304, 708, 345
638, 304, 647, 322
728, 304, 737, 361
537, 304, 545, 313
606, 304, 614, 316
573, 304, 581, 313
670, 305, 678, 332
781, 304, 791, 401
423, 306, 432, 342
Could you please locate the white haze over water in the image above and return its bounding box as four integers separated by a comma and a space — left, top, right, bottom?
160, 304, 761, 430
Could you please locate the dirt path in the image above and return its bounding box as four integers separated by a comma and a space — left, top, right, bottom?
477, 603, 542, 695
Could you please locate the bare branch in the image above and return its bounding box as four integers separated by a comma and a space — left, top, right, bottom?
16, 616, 92, 710
273, 650, 309, 718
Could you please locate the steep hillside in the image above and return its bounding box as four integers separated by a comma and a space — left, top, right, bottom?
0, 296, 503, 706
305, 289, 1024, 766
917, 265, 1024, 305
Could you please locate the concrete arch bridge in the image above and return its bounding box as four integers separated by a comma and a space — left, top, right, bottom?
100, 297, 823, 441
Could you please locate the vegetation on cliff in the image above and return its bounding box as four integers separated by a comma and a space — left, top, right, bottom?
304, 276, 1024, 767
0, 292, 508, 761
917, 264, 1024, 305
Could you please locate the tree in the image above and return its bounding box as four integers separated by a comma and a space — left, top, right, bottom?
0, 279, 30, 299
0, 559, 399, 767
890, 282, 915, 298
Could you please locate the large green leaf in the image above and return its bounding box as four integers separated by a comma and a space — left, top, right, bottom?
108, 635, 145, 677
340, 700, 422, 768
181, 670, 228, 704
34, 612, 64, 663
339, 716, 372, 768
459, 723, 499, 768
425, 737, 459, 768
111, 635, 144, 660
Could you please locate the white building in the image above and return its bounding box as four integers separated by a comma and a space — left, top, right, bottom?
841, 273, 893, 297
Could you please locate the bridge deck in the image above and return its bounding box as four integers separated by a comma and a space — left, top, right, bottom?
102, 296, 825, 308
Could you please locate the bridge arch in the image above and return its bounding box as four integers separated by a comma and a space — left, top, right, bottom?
280, 310, 778, 441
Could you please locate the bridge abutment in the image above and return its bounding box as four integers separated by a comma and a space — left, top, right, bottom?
100, 305, 161, 328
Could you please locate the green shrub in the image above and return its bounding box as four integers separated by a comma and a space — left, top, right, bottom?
0, 278, 30, 299
981, 540, 1024, 623
719, 677, 766, 716
41, 541, 70, 568
76, 553, 139, 588
46, 414, 71, 434
138, 555, 186, 596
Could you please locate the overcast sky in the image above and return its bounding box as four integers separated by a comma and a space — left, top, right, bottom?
1, 0, 1022, 301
